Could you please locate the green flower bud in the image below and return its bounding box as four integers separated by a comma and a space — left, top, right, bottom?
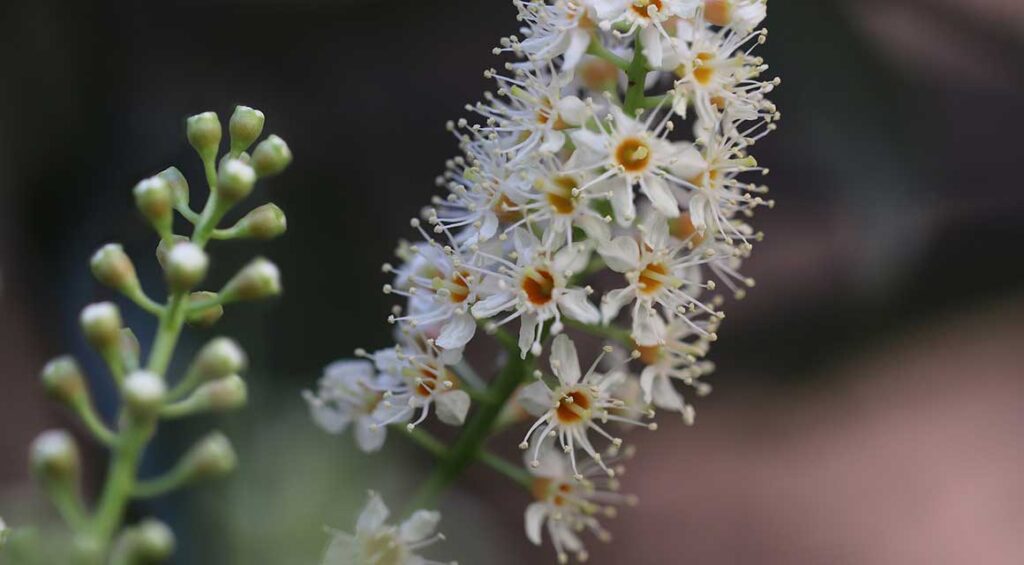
191, 375, 247, 413
216, 159, 256, 204
133, 176, 173, 234
121, 519, 175, 564
123, 371, 166, 418
119, 328, 142, 372
158, 166, 190, 209
155, 235, 190, 270
30, 430, 80, 483
193, 337, 247, 382
90, 244, 139, 293
183, 432, 237, 481
251, 135, 292, 177
186, 111, 222, 162
186, 291, 224, 327
80, 302, 123, 350
236, 203, 287, 240
229, 105, 265, 155
41, 356, 86, 405
164, 242, 209, 292
220, 258, 281, 302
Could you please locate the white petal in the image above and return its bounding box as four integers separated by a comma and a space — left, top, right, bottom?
641, 25, 663, 68
576, 215, 611, 243
555, 95, 586, 126
356, 492, 390, 533
540, 130, 566, 154
518, 314, 540, 358
598, 236, 640, 273
651, 374, 686, 412
513, 227, 542, 260
562, 30, 591, 70
479, 211, 499, 241
609, 183, 637, 226
558, 289, 600, 324
550, 334, 581, 385
472, 292, 516, 319
601, 287, 634, 324
525, 503, 550, 546
435, 390, 471, 426
689, 193, 709, 233
435, 313, 477, 350
323, 359, 374, 383
400, 510, 441, 543
519, 381, 554, 417
668, 142, 706, 180
639, 365, 658, 404
632, 305, 666, 346
570, 129, 607, 155
640, 176, 680, 218
304, 394, 352, 434
354, 417, 386, 453
321, 530, 357, 565
642, 210, 671, 250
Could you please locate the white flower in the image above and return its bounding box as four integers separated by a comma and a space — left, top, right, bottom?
510, 0, 597, 70
571, 106, 693, 224
702, 0, 766, 31
471, 229, 600, 357
371, 336, 473, 430
635, 314, 717, 423
303, 359, 408, 453
518, 335, 654, 478
322, 492, 453, 565
524, 443, 636, 564
593, 0, 700, 68
597, 212, 720, 345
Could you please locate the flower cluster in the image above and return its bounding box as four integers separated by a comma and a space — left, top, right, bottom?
308, 0, 777, 562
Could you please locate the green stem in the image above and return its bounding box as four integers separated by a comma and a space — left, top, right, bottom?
71, 398, 116, 447
146, 293, 187, 375
563, 318, 633, 346
478, 450, 531, 488
586, 36, 630, 71
124, 287, 165, 317
398, 426, 447, 460
623, 39, 650, 117
131, 465, 189, 499
88, 420, 152, 550
49, 482, 88, 532
407, 352, 530, 511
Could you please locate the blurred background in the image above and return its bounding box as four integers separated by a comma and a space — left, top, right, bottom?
1, 0, 1022, 563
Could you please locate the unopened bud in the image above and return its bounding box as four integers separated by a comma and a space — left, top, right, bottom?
121, 519, 175, 563
164, 242, 209, 292
186, 111, 222, 162
123, 371, 166, 418
80, 302, 123, 350
91, 244, 139, 293
41, 356, 86, 405
133, 176, 173, 233
183, 432, 237, 481
217, 159, 256, 204
221, 258, 281, 302
158, 166, 190, 208
156, 235, 190, 270
191, 375, 247, 412
119, 328, 142, 372
186, 292, 224, 327
193, 338, 247, 382
236, 203, 287, 240
229, 105, 265, 155
251, 135, 292, 177
30, 430, 80, 483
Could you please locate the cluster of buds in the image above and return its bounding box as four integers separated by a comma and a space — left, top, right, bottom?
28, 106, 291, 563
308, 0, 778, 562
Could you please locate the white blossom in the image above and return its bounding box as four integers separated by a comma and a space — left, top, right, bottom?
322, 492, 453, 565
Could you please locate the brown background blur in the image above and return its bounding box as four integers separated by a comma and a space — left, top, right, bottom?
1, 0, 1022, 563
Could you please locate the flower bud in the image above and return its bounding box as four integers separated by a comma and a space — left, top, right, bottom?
220, 258, 281, 302
121, 519, 175, 563
123, 371, 166, 418
186, 111, 222, 162
164, 242, 209, 292
91, 244, 139, 293
229, 105, 265, 155
158, 166, 190, 209
41, 356, 86, 405
236, 203, 287, 240
119, 328, 142, 372
193, 338, 247, 382
251, 135, 292, 177
133, 176, 173, 234
30, 430, 80, 483
182, 432, 237, 481
155, 235, 189, 270
186, 291, 224, 327
191, 375, 247, 412
80, 302, 123, 350
216, 159, 256, 204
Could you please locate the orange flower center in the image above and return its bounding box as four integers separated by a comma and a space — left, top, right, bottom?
555, 387, 594, 424
493, 193, 522, 223
669, 212, 706, 247
631, 0, 663, 18
614, 137, 652, 173
693, 52, 716, 85
704, 0, 732, 26
522, 268, 556, 306
638, 262, 670, 295
580, 58, 619, 90
545, 176, 578, 215
636, 343, 662, 365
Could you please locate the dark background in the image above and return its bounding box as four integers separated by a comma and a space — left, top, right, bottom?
1, 0, 1022, 563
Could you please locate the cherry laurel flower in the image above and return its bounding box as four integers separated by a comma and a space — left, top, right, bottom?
322, 492, 453, 565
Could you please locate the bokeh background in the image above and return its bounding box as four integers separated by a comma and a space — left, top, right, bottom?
1, 0, 1022, 563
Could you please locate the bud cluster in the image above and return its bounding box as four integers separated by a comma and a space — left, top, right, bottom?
28, 105, 293, 563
